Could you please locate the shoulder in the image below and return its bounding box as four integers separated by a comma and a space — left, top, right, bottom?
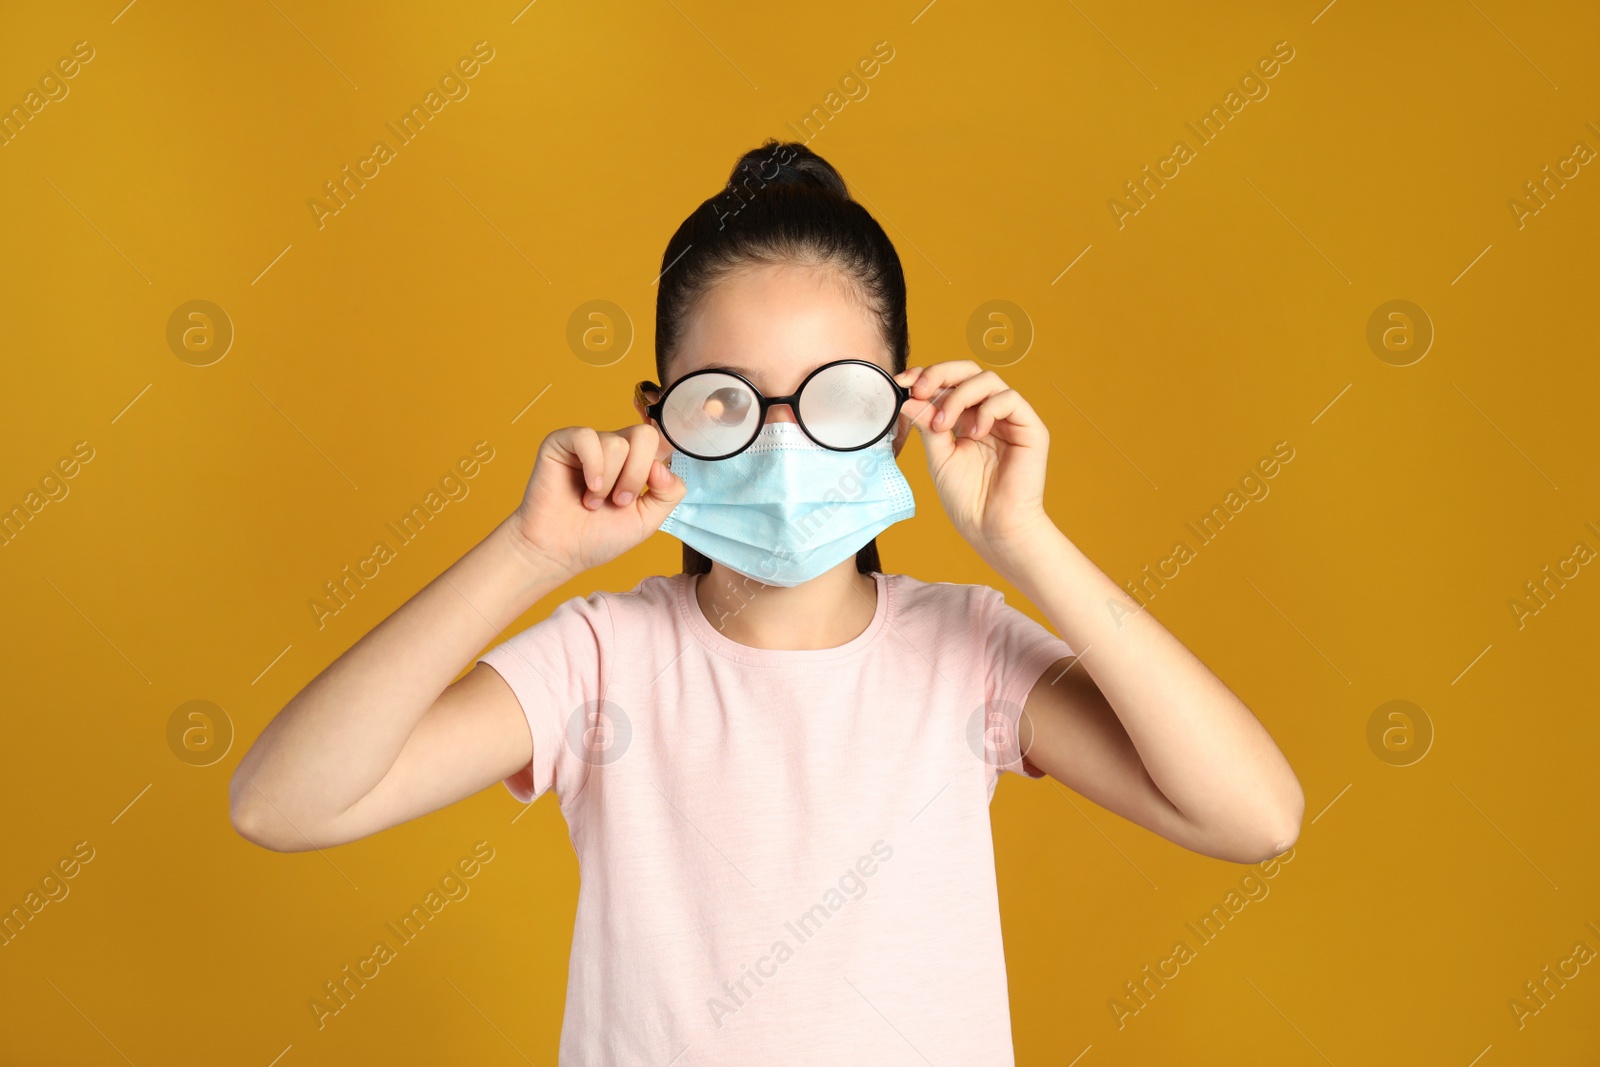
880, 572, 996, 635
882, 571, 996, 608
522, 573, 681, 633
606, 572, 682, 610
571, 572, 684, 632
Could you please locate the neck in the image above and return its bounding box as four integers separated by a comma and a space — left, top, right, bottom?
694, 558, 878, 650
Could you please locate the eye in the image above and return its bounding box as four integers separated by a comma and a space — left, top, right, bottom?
659, 371, 761, 458
704, 386, 752, 426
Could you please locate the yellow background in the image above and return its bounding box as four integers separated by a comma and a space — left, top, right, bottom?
2, 0, 1597, 1063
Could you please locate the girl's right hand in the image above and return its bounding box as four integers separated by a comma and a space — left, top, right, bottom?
507, 423, 688, 579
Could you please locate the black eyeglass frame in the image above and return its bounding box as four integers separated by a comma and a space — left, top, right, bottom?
634, 358, 911, 461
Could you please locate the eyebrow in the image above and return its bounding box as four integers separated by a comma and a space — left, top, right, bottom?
691, 358, 873, 381
697, 361, 757, 377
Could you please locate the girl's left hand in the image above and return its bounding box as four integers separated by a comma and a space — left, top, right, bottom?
896, 360, 1055, 559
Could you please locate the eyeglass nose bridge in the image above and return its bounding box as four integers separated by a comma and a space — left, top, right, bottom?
760, 400, 800, 425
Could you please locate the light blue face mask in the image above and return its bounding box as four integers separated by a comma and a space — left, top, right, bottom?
657, 421, 915, 587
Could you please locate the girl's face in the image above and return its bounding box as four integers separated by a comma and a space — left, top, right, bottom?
638, 262, 909, 460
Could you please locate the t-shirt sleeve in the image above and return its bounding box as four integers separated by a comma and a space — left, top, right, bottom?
980, 585, 1075, 780
475, 590, 612, 805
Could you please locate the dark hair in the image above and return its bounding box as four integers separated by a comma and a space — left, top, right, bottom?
653, 139, 910, 578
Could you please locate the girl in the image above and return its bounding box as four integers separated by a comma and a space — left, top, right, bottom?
230, 140, 1303, 1064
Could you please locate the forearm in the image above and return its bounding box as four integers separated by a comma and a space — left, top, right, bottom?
988, 522, 1304, 849
229, 516, 568, 833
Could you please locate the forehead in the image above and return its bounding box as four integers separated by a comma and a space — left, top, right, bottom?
668, 262, 890, 388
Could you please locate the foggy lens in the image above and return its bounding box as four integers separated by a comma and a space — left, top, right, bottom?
799, 363, 897, 449
663, 372, 760, 457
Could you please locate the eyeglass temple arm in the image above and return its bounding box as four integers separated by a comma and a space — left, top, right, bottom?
634, 381, 663, 417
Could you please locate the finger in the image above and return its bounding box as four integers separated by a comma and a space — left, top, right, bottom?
963, 388, 1048, 447
898, 365, 943, 424
907, 361, 985, 426
900, 389, 939, 429
636, 409, 675, 462
929, 369, 1006, 431
900, 391, 945, 432
562, 426, 606, 494
907, 360, 984, 402
636, 457, 687, 526
914, 405, 958, 468
610, 425, 660, 506
900, 389, 956, 468
583, 433, 631, 509
966, 388, 1019, 440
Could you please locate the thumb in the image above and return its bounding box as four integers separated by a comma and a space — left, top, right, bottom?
635, 458, 687, 527
909, 401, 956, 469
920, 423, 956, 469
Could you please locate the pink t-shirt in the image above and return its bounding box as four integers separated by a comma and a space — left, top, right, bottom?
477, 569, 1074, 1065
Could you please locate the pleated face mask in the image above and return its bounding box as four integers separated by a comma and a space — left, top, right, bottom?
657, 421, 915, 587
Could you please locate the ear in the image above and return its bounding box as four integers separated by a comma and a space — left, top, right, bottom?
891, 409, 909, 458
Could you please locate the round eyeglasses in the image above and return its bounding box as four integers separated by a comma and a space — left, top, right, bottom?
635, 359, 911, 461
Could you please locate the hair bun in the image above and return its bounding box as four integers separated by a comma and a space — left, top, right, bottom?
728, 139, 851, 201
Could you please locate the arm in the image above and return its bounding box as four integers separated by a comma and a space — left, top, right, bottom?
895, 360, 1303, 865
227, 518, 563, 852
999, 529, 1303, 864
228, 423, 686, 852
